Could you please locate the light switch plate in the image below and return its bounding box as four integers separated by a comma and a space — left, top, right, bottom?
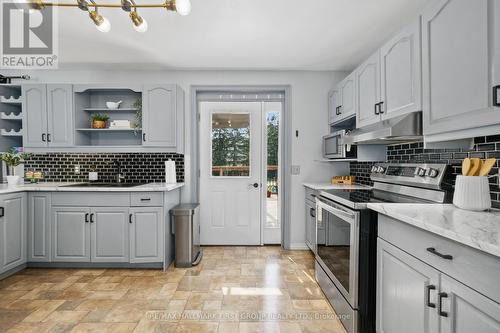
291, 165, 300, 175
89, 172, 98, 181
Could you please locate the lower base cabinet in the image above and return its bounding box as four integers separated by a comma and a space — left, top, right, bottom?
91, 207, 130, 263
129, 207, 163, 263
377, 238, 500, 333
0, 193, 27, 274
52, 207, 90, 262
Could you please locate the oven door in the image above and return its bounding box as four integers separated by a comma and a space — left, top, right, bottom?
316, 196, 360, 308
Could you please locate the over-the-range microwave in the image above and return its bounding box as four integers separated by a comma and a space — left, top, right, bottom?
322, 130, 357, 160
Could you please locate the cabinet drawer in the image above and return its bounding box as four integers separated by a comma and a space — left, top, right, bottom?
130, 192, 163, 206
51, 193, 130, 207
378, 214, 500, 304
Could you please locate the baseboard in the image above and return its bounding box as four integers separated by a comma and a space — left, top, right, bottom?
0, 264, 27, 280
27, 262, 163, 269
289, 242, 310, 250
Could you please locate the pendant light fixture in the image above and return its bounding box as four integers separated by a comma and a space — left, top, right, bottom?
29, 0, 191, 33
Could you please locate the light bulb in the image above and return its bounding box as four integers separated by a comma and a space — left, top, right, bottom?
133, 17, 148, 32
175, 0, 191, 16
96, 16, 111, 32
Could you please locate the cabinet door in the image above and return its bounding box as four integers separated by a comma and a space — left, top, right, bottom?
129, 207, 163, 263
90, 208, 129, 263
493, 0, 500, 107
0, 194, 27, 273
377, 238, 439, 333
142, 85, 177, 147
52, 207, 90, 262
422, 0, 499, 135
28, 193, 51, 262
328, 89, 340, 125
47, 84, 73, 147
23, 84, 48, 148
356, 51, 382, 128
439, 275, 500, 333
305, 202, 313, 251
380, 18, 422, 120
338, 73, 356, 121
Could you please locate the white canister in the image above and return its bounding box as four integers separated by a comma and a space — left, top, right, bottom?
453, 176, 491, 211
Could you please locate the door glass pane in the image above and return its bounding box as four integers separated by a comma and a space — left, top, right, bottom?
266, 111, 280, 228
211, 113, 250, 177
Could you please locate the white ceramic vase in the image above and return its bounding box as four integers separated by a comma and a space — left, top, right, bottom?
453, 175, 491, 211
6, 175, 20, 187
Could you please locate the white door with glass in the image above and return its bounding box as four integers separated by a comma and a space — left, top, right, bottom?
199, 100, 281, 245
200, 102, 262, 245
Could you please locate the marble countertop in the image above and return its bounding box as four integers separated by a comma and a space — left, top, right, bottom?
303, 182, 372, 190
0, 182, 184, 194
368, 203, 500, 258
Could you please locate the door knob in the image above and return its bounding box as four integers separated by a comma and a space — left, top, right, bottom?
252, 183, 259, 188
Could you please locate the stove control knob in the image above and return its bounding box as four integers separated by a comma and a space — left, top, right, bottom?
418, 168, 426, 177
414, 167, 422, 176
377, 166, 386, 174
427, 168, 439, 178
371, 165, 379, 173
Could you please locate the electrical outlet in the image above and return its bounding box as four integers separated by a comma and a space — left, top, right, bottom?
74, 165, 80, 175
291, 165, 300, 175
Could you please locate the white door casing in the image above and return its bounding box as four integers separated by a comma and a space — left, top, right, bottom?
199, 102, 262, 245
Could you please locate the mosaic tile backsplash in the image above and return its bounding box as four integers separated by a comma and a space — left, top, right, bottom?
350, 135, 500, 209
24, 153, 184, 183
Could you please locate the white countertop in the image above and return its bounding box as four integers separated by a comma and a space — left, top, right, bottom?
303, 182, 372, 190
0, 182, 184, 194
368, 203, 500, 258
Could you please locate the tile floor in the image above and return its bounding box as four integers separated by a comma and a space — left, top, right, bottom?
0, 246, 347, 333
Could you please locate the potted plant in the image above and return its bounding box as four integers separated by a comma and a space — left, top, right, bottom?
0, 148, 31, 186
91, 113, 109, 129
132, 97, 142, 135
267, 184, 273, 198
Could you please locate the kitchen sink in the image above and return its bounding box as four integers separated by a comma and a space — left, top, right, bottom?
61, 183, 146, 188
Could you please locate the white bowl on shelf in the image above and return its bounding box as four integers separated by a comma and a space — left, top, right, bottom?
106, 101, 123, 110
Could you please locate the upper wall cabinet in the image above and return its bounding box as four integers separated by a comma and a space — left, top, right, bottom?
328, 89, 340, 125
329, 73, 356, 124
422, 0, 500, 141
356, 19, 422, 129
23, 84, 73, 148
142, 85, 184, 151
356, 51, 381, 128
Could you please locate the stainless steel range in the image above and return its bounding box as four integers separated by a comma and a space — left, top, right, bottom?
314, 163, 453, 333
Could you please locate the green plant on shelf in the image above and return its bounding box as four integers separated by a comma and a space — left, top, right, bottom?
90, 113, 110, 129
133, 97, 142, 135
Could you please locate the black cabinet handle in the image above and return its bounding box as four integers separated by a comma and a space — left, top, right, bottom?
90, 213, 94, 223
334, 106, 339, 115
378, 101, 385, 114
142, 133, 146, 142
129, 213, 133, 224
0, 207, 4, 218
47, 133, 51, 142
338, 106, 342, 114
427, 247, 453, 260
42, 133, 46, 142
310, 207, 316, 218
85, 213, 89, 223
140, 198, 151, 201
438, 292, 448, 317
494, 85, 500, 107
426, 285, 436, 308
374, 103, 380, 115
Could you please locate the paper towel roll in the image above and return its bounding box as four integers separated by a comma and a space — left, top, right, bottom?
165, 160, 177, 184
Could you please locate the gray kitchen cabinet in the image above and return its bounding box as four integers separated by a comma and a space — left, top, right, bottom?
328, 89, 341, 125
28, 193, 51, 262
52, 207, 90, 262
422, 0, 500, 139
129, 207, 164, 263
380, 18, 422, 120
305, 200, 315, 252
377, 238, 439, 333
23, 84, 73, 148
23, 84, 48, 148
0, 193, 27, 274
337, 73, 356, 122
439, 275, 500, 333
356, 51, 382, 128
142, 85, 184, 151
91, 208, 129, 263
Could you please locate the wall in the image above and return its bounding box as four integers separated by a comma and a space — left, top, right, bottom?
350, 135, 500, 209
2, 69, 348, 248
25, 153, 184, 183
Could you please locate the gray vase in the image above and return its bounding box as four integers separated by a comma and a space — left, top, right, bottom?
6, 165, 15, 176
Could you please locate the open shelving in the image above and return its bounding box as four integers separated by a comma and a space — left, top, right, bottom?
0, 85, 23, 151
74, 87, 142, 147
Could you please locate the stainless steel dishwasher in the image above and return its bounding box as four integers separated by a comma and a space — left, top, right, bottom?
171, 203, 202, 268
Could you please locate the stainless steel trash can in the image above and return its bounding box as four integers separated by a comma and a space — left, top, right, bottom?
171, 203, 202, 268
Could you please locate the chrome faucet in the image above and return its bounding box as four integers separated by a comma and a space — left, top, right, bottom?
113, 160, 125, 183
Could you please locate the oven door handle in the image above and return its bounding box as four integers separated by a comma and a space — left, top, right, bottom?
317, 201, 355, 220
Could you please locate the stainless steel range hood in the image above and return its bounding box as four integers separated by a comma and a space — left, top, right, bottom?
342, 112, 422, 145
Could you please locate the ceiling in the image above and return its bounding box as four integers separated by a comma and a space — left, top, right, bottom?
55, 0, 433, 71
